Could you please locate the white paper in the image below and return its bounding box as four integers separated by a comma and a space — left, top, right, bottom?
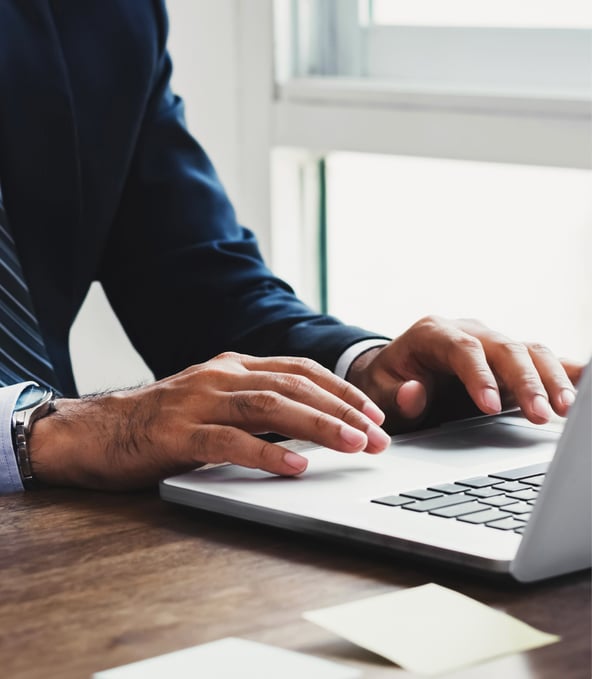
93, 637, 361, 679
303, 583, 559, 676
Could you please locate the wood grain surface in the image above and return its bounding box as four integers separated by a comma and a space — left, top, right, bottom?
0, 489, 589, 679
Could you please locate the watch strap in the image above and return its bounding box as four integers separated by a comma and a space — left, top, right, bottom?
13, 395, 56, 490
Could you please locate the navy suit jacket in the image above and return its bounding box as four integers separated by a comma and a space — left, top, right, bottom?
0, 0, 382, 396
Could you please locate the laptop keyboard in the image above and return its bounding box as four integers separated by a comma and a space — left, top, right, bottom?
371, 461, 549, 535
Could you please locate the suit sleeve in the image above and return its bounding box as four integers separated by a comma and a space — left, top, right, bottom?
98, 12, 385, 380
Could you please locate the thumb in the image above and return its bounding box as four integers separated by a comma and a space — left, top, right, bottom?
395, 380, 428, 420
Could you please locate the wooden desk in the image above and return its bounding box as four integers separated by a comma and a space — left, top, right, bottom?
0, 489, 589, 679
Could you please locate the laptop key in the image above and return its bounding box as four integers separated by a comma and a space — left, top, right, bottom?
456, 476, 497, 488
492, 481, 531, 493
371, 495, 415, 507
515, 526, 526, 535
489, 462, 550, 481
430, 501, 486, 518
427, 483, 468, 494
466, 487, 504, 498
523, 474, 546, 487
487, 517, 528, 531
400, 489, 443, 501
458, 508, 511, 524
478, 495, 517, 507
508, 488, 538, 502
402, 493, 474, 512
502, 502, 532, 514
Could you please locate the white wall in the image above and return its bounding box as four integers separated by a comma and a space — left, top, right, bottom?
167, 0, 242, 204
70, 0, 245, 393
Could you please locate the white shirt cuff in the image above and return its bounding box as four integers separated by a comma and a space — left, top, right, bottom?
334, 339, 390, 380
0, 382, 35, 494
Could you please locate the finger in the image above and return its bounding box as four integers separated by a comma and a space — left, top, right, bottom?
527, 343, 576, 417
414, 325, 502, 416
560, 359, 585, 386
395, 380, 428, 420
224, 390, 390, 453
226, 370, 389, 452
190, 425, 308, 476
234, 354, 385, 425
483, 336, 552, 423
457, 321, 583, 421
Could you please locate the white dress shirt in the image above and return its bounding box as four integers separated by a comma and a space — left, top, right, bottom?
0, 382, 33, 493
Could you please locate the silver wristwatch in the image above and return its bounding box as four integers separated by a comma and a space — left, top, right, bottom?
12, 384, 56, 489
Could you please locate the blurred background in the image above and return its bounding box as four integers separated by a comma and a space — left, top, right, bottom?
70, 0, 592, 394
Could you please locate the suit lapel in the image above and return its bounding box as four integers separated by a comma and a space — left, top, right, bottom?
0, 0, 82, 302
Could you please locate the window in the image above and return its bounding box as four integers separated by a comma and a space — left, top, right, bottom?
325, 154, 591, 360
265, 1, 592, 361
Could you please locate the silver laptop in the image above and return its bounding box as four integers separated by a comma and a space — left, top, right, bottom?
161, 359, 591, 583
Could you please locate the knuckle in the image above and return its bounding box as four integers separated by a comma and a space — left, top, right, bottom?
313, 411, 334, 433
231, 390, 282, 417
191, 426, 237, 461
291, 356, 323, 374
180, 363, 202, 378
190, 427, 213, 456
197, 365, 227, 381
337, 381, 355, 403
255, 440, 277, 468
474, 366, 495, 383
460, 317, 486, 330
256, 390, 283, 413
498, 340, 529, 357
335, 403, 359, 425
518, 375, 545, 395
411, 314, 453, 338
527, 342, 552, 355
454, 334, 483, 354
215, 350, 241, 362
415, 314, 442, 330
216, 426, 239, 449
277, 373, 312, 396
229, 392, 251, 417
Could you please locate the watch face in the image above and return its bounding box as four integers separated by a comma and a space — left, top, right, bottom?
14, 385, 51, 411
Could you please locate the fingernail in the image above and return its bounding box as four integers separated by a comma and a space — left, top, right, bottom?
340, 425, 367, 448
362, 400, 385, 425
283, 452, 308, 472
559, 388, 575, 408
367, 424, 391, 450
532, 394, 552, 420
482, 387, 502, 413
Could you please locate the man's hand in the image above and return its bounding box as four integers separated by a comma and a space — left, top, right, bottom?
29, 352, 390, 490
347, 316, 583, 433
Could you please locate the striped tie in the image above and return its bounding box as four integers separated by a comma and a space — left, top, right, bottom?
0, 189, 60, 391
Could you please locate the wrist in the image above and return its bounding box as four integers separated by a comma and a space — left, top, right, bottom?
335, 339, 389, 380
346, 346, 384, 390
27, 388, 154, 490
27, 397, 79, 487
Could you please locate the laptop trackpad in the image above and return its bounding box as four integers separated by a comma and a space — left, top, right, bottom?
390, 420, 560, 468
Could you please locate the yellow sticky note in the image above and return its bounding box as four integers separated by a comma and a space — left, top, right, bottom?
303, 583, 559, 676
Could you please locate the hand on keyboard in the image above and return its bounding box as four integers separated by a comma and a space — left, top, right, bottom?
346, 316, 583, 432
